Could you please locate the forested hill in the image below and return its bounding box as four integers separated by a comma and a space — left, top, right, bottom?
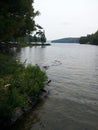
51, 37, 79, 43
79, 30, 98, 45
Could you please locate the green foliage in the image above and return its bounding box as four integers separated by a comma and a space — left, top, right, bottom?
35, 30, 47, 43
0, 84, 27, 118
0, 0, 47, 51
0, 54, 47, 122
0, 0, 38, 43
22, 31, 47, 43
79, 30, 98, 45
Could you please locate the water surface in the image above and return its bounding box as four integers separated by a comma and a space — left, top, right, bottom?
14, 43, 98, 130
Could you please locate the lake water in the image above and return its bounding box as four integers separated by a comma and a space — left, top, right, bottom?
13, 43, 98, 130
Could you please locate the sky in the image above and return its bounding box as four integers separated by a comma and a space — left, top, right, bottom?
34, 0, 98, 40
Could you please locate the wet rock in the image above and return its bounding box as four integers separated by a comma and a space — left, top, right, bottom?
43, 66, 49, 70
47, 80, 51, 85
11, 107, 24, 122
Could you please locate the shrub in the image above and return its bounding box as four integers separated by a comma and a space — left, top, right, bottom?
0, 54, 47, 125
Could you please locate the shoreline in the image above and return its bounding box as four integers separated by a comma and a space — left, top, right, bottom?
0, 88, 49, 130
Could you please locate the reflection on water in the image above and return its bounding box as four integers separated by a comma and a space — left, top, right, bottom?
13, 44, 98, 130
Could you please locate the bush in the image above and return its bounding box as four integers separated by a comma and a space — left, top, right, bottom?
0, 54, 47, 125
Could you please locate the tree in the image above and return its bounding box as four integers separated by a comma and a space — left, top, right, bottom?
79, 30, 98, 45
0, 0, 39, 44
40, 31, 47, 43
36, 30, 46, 43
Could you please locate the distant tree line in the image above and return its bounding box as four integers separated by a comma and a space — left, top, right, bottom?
79, 30, 98, 45
52, 37, 79, 43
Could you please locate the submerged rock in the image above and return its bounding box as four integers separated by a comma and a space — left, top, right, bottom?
43, 65, 49, 70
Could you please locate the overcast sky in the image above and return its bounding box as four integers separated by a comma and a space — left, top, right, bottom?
34, 0, 98, 40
